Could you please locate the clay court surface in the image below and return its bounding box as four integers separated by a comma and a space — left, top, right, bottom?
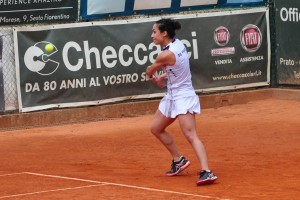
0, 93, 300, 199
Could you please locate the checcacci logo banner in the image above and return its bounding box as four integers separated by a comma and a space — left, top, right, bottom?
24, 41, 59, 76
14, 8, 269, 112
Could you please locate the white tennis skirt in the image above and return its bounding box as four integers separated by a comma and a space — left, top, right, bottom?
159, 95, 201, 118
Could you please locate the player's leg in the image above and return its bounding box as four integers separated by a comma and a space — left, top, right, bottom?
150, 109, 190, 176
177, 113, 209, 169
177, 113, 217, 185
150, 109, 179, 159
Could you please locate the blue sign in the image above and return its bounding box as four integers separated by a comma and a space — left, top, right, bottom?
80, 0, 267, 21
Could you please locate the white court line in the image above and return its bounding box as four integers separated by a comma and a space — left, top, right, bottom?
23, 172, 231, 200
0, 173, 25, 177
0, 184, 107, 199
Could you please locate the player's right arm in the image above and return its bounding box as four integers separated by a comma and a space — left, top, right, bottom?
146, 50, 175, 77
146, 50, 175, 88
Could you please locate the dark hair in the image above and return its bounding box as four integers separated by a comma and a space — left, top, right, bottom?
155, 18, 181, 39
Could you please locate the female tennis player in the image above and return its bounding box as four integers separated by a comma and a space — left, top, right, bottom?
146, 18, 217, 185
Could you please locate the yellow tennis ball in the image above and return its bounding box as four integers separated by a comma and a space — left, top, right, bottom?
45, 44, 54, 53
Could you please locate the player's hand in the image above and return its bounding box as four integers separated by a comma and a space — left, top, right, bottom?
148, 74, 158, 83
156, 76, 166, 88
149, 75, 165, 88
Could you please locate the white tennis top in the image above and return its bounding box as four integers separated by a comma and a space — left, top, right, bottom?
164, 39, 196, 100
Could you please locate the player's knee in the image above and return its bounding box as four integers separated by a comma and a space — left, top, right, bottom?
185, 134, 195, 144
150, 126, 159, 136
150, 126, 163, 136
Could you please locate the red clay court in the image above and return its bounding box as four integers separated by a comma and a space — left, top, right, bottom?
0, 89, 299, 200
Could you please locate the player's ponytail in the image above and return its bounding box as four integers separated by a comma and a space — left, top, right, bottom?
155, 18, 181, 39
172, 20, 181, 31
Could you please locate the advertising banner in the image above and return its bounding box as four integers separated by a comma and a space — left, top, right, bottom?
275, 0, 300, 85
15, 8, 269, 112
0, 1, 78, 25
